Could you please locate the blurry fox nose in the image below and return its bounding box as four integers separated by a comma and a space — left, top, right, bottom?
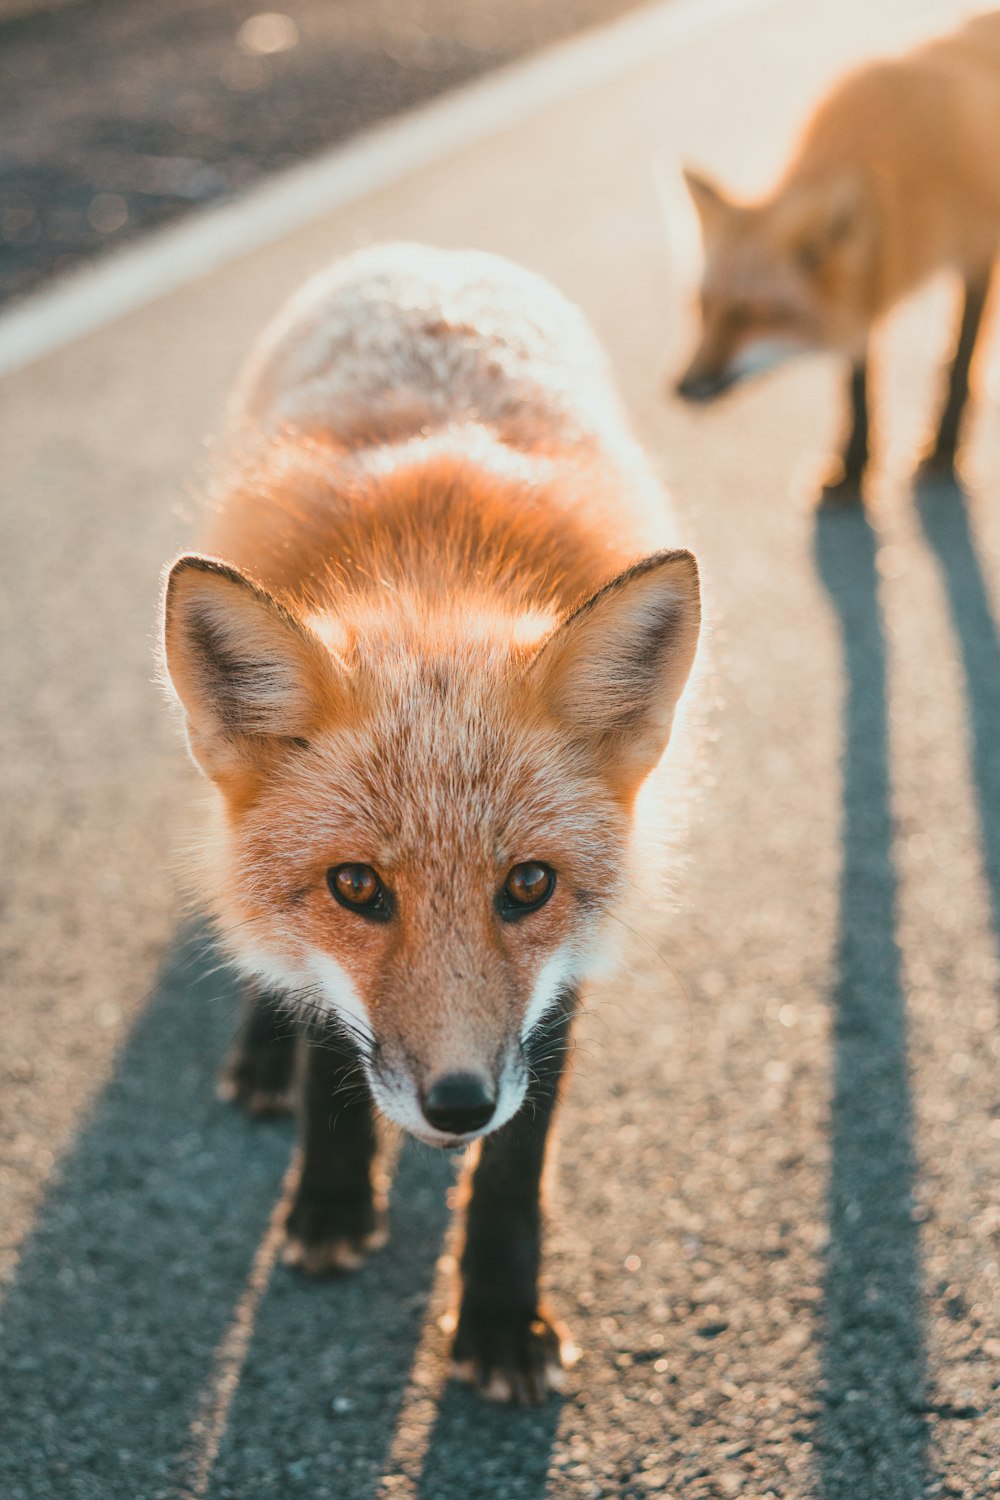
421, 1072, 496, 1135
676, 371, 726, 401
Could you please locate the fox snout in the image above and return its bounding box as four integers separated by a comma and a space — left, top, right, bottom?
370, 1026, 533, 1147
675, 327, 742, 402
676, 331, 802, 403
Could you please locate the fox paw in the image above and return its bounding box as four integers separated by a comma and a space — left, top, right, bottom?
914, 449, 960, 490
450, 1307, 576, 1405
282, 1192, 388, 1276
217, 1043, 296, 1119
818, 472, 864, 509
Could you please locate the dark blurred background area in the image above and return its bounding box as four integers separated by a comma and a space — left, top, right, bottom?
0, 0, 646, 307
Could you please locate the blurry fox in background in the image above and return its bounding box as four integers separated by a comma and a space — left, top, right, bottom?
160, 244, 701, 1403
676, 11, 1000, 502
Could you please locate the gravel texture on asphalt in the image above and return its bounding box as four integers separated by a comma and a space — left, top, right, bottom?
1, 0, 998, 1495
0, 0, 645, 306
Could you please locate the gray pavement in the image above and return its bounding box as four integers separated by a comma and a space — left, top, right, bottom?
1, 0, 999, 1495
0, 0, 645, 306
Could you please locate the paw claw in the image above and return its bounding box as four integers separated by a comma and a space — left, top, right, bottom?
216, 1074, 296, 1117
282, 1198, 388, 1277
216, 1047, 296, 1118
281, 1233, 372, 1275
483, 1370, 519, 1403
450, 1309, 571, 1405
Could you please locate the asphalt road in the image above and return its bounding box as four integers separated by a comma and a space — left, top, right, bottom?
0, 0, 645, 306
1, 0, 999, 1496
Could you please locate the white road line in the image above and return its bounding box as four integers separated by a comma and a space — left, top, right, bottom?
0, 0, 778, 379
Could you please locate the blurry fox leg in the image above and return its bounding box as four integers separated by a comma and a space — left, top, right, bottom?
822, 354, 869, 505
921, 267, 994, 480
217, 981, 298, 1117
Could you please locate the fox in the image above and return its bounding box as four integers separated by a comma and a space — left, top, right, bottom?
676, 10, 1000, 502
160, 243, 701, 1403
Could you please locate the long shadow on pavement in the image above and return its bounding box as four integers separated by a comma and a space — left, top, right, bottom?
813, 507, 929, 1500
0, 928, 293, 1500
916, 475, 1000, 975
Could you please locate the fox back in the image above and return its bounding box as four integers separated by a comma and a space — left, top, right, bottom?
163, 245, 700, 1144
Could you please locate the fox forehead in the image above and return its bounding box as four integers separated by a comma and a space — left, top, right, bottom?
238, 638, 625, 880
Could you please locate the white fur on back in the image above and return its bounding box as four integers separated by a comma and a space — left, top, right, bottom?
229, 243, 673, 557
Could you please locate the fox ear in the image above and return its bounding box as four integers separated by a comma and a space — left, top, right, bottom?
162, 555, 343, 789
683, 166, 734, 236
782, 172, 866, 274
530, 550, 701, 795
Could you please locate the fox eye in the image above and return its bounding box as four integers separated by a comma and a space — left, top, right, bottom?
327, 864, 391, 922
499, 862, 556, 920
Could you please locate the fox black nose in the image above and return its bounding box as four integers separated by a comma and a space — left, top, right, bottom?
676, 372, 728, 402
421, 1072, 496, 1136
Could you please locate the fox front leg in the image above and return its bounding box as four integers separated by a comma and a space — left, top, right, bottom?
821, 354, 869, 505
282, 1024, 388, 1275
217, 982, 298, 1117
451, 996, 577, 1404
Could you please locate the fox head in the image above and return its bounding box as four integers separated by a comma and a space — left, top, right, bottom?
162, 550, 700, 1146
676, 167, 875, 401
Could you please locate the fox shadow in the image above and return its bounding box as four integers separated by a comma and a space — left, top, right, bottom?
0, 929, 562, 1500
915, 470, 1000, 965
0, 929, 297, 1500
811, 505, 929, 1500
411, 1379, 563, 1500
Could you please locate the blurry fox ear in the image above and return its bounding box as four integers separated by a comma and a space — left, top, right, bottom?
783, 172, 866, 273
530, 550, 701, 796
683, 166, 734, 236
162, 555, 344, 790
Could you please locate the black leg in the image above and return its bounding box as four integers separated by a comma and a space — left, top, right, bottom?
921, 267, 993, 479
822, 355, 869, 505
283, 1021, 386, 1275
217, 982, 298, 1117
451, 995, 576, 1404
842, 357, 870, 485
